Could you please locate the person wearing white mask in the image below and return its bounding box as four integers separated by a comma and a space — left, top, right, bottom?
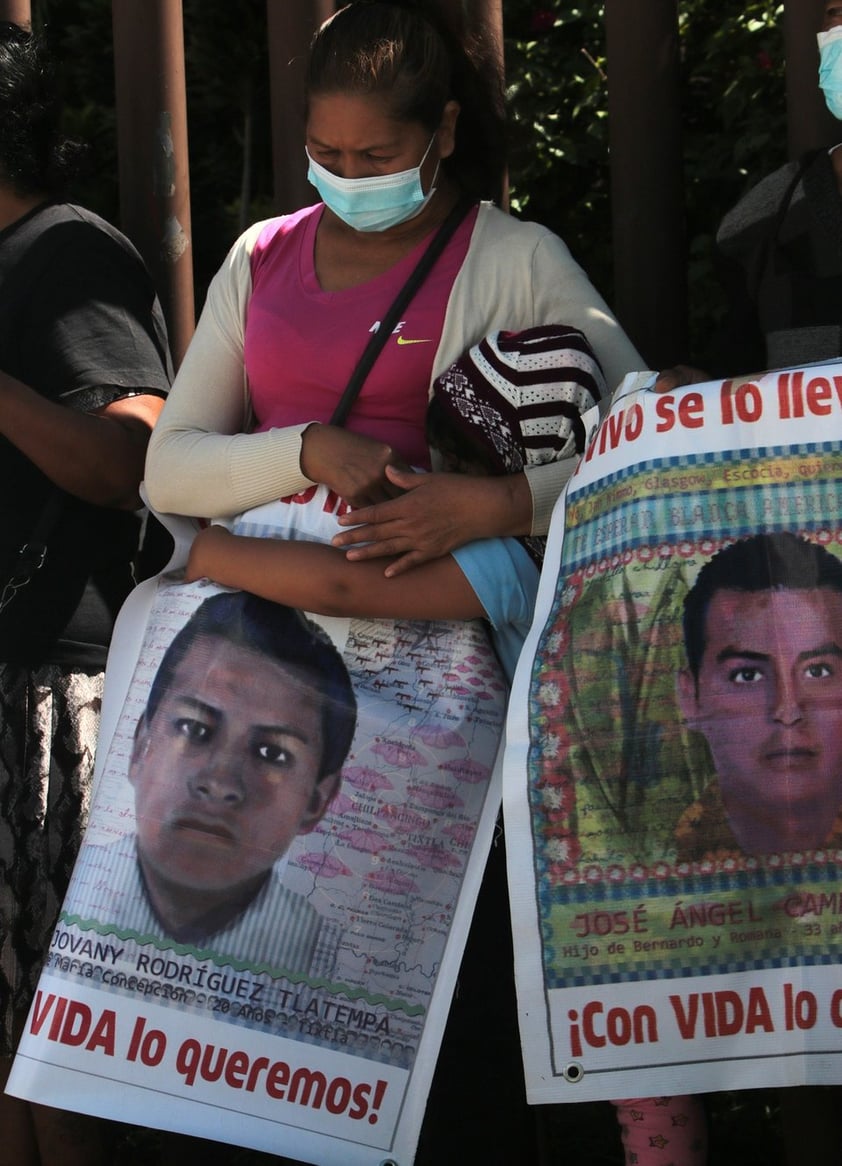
705, 0, 842, 378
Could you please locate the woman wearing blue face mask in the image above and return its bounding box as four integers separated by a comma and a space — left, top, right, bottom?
144, 12, 643, 1159
705, 0, 842, 378
145, 0, 642, 557
305, 127, 441, 232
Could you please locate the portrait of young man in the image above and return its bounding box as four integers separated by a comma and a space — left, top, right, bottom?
68, 589, 358, 978
675, 531, 842, 860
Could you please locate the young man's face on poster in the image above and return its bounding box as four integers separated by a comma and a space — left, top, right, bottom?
678, 586, 842, 854
129, 635, 339, 900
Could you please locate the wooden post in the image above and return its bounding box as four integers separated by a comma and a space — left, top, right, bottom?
605, 0, 686, 369
266, 0, 334, 214
785, 0, 840, 155
460, 0, 505, 79
112, 0, 195, 368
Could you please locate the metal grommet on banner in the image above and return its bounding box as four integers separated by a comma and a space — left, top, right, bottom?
562, 1061, 584, 1083
380, 1159, 400, 1166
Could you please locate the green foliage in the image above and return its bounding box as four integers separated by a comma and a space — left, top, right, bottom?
503, 2, 787, 356
32, 0, 119, 219
680, 4, 786, 351
503, 6, 611, 288
180, 0, 273, 299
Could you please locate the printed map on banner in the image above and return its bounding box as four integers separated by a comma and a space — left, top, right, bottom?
9, 489, 506, 1166
505, 364, 842, 1104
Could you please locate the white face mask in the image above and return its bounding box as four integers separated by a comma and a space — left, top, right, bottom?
818, 26, 842, 120
306, 134, 439, 232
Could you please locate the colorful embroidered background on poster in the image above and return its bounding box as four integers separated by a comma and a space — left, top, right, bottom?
505, 366, 842, 1103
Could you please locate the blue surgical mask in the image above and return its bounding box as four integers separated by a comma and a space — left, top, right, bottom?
818, 27, 842, 120
306, 135, 439, 233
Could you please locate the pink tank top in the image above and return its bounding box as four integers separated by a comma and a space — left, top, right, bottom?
245, 203, 476, 469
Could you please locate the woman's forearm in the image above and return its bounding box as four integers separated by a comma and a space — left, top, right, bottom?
186, 527, 482, 620
146, 422, 314, 518
144, 254, 409, 518
145, 228, 317, 518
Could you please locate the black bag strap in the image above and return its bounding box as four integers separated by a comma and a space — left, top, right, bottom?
329, 197, 474, 427
0, 489, 65, 616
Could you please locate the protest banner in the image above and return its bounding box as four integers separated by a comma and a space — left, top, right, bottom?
505, 365, 842, 1103
8, 488, 506, 1165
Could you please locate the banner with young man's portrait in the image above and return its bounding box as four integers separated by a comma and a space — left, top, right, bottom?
8, 490, 507, 1165
505, 364, 842, 1103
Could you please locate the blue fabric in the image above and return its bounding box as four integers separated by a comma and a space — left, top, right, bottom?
451, 536, 539, 683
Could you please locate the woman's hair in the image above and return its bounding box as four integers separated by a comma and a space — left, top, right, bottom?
0, 21, 84, 198
306, 0, 506, 202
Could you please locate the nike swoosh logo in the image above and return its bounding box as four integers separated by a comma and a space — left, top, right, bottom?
396, 336, 433, 346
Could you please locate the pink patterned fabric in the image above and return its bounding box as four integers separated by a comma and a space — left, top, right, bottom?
612, 1095, 707, 1166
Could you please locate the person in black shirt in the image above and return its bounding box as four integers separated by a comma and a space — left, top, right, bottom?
0, 22, 171, 1165
709, 1, 842, 376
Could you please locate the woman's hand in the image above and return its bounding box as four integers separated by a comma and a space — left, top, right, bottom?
300, 423, 412, 507
651, 364, 711, 393
333, 466, 531, 577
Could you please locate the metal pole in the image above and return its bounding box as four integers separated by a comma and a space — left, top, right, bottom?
112, 0, 194, 369
605, 0, 686, 369
784, 0, 839, 156
266, 0, 334, 214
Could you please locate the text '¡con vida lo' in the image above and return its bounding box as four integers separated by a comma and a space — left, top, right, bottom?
566, 982, 842, 1058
